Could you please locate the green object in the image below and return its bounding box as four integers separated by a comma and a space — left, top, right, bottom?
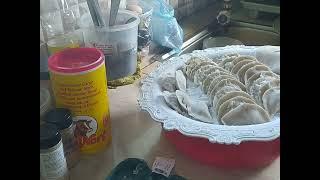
106, 158, 187, 180
107, 54, 142, 89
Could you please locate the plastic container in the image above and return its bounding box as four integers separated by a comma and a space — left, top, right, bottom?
40, 88, 52, 125
48, 48, 112, 154
137, 1, 153, 50
81, 10, 140, 80
202, 36, 243, 49
47, 30, 84, 55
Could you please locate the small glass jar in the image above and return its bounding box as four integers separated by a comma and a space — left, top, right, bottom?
40, 124, 69, 180
44, 108, 80, 169
40, 88, 52, 125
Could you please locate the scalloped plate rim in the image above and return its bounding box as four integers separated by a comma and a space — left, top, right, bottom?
138, 45, 280, 145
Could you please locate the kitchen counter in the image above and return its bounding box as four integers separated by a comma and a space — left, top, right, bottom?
40, 56, 280, 180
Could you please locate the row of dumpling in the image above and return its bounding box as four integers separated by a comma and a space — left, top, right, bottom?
159, 68, 214, 124
183, 56, 271, 126
219, 54, 280, 117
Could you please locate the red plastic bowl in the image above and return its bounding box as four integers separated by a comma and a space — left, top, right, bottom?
164, 130, 280, 169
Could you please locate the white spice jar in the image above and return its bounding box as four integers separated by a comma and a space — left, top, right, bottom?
40, 124, 69, 180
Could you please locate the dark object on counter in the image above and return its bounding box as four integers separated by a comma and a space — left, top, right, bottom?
40, 124, 69, 180
150, 173, 187, 180
106, 158, 151, 180
106, 158, 187, 180
44, 108, 80, 169
138, 28, 152, 50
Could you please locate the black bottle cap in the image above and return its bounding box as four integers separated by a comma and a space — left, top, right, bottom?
44, 108, 73, 130
40, 123, 61, 149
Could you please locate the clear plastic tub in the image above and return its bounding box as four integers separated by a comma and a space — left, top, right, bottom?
81, 10, 140, 80
40, 88, 52, 124
137, 0, 153, 50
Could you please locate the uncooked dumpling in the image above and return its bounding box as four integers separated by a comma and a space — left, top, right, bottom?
246, 71, 279, 91
232, 55, 257, 65
215, 91, 254, 112
259, 79, 280, 103
262, 87, 280, 117
175, 90, 192, 112
218, 96, 256, 120
193, 65, 217, 85
158, 75, 176, 92
237, 61, 263, 83
231, 59, 255, 75
248, 76, 279, 105
206, 75, 238, 97
212, 86, 242, 110
184, 57, 203, 76
219, 53, 240, 71
202, 71, 231, 94
221, 103, 270, 126
175, 70, 187, 92
210, 78, 246, 98
189, 61, 218, 81
187, 101, 213, 123
244, 64, 271, 85
175, 90, 213, 123
256, 46, 280, 74
162, 91, 184, 115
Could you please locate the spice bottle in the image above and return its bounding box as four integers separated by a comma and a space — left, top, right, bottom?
44, 108, 80, 169
40, 124, 69, 180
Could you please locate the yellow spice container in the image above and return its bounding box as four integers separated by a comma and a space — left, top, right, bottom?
48, 48, 111, 154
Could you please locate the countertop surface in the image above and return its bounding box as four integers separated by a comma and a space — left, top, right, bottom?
40, 54, 280, 180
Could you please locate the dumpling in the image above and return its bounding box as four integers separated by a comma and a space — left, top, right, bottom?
206, 75, 238, 97
237, 61, 263, 83
232, 55, 257, 65
255, 46, 280, 74
221, 103, 270, 126
217, 96, 256, 120
209, 78, 246, 99
212, 86, 242, 111
184, 59, 202, 77
262, 87, 280, 117
246, 71, 279, 92
244, 64, 271, 85
175, 70, 187, 92
189, 61, 218, 81
175, 90, 214, 123
215, 91, 254, 112
219, 53, 240, 71
162, 91, 185, 115
202, 71, 231, 94
158, 75, 176, 92
259, 79, 280, 103
248, 76, 279, 105
175, 90, 192, 112
196, 66, 224, 86
230, 59, 255, 75
193, 65, 217, 85
187, 101, 213, 123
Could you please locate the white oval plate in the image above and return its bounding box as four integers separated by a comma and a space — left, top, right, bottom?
138, 45, 280, 145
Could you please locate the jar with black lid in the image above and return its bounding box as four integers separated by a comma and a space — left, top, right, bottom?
40, 123, 69, 180
44, 108, 80, 169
